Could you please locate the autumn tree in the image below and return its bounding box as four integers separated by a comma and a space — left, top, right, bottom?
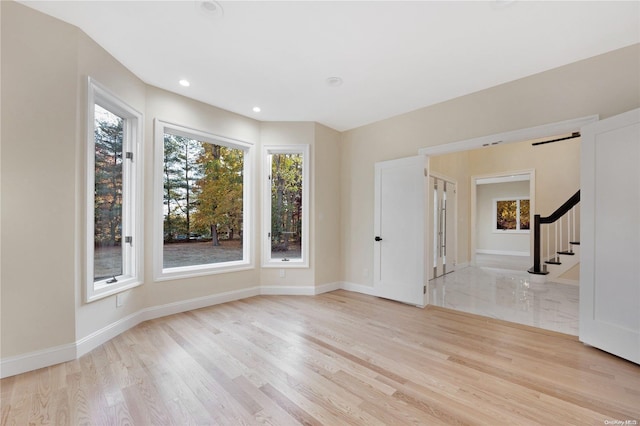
193, 144, 244, 246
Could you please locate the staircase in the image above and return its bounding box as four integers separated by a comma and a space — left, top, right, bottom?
528, 190, 580, 283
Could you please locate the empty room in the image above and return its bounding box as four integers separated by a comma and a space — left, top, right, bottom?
2, 1, 639, 424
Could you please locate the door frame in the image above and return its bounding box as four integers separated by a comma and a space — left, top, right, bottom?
470, 169, 535, 266
419, 114, 598, 305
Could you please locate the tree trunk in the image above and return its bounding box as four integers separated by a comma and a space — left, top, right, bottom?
211, 224, 220, 246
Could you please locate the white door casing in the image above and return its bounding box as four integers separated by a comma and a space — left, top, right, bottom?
374, 156, 426, 307
580, 108, 640, 364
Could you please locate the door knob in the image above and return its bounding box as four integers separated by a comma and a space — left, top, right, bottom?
375, 236, 382, 242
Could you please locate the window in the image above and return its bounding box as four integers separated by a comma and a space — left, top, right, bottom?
86, 78, 143, 302
263, 145, 309, 267
154, 121, 252, 280
495, 198, 530, 232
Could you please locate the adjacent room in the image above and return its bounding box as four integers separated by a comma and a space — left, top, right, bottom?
2, 1, 639, 424
427, 135, 581, 335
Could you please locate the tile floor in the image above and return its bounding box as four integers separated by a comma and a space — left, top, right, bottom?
429, 254, 579, 335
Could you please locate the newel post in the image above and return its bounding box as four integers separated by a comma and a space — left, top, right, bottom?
532, 214, 541, 273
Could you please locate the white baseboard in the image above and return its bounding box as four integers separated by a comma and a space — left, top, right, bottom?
0, 342, 76, 379
76, 286, 262, 359
1, 283, 347, 378
315, 282, 342, 294
260, 285, 316, 295
476, 249, 530, 257
340, 281, 377, 296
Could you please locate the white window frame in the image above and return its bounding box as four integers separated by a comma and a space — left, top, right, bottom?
86, 78, 144, 302
493, 197, 530, 234
262, 145, 310, 268
153, 120, 253, 281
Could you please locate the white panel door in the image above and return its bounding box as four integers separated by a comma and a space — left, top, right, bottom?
374, 156, 425, 306
580, 108, 640, 364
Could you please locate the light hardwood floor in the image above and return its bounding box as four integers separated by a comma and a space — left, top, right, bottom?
2, 290, 639, 425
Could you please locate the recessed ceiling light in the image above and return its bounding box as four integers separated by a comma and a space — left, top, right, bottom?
326, 77, 343, 87
179, 79, 190, 87
253, 106, 261, 113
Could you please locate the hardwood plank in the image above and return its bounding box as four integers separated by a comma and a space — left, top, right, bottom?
2, 290, 639, 425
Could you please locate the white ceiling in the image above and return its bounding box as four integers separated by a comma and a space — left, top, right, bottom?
19, 1, 640, 131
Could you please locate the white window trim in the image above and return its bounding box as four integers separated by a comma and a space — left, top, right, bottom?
262, 144, 310, 268
86, 77, 144, 302
153, 119, 254, 281
493, 197, 530, 234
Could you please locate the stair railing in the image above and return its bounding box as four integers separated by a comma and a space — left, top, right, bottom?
529, 190, 580, 275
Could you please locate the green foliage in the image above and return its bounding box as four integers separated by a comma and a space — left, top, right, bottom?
163, 134, 244, 245
271, 153, 303, 251
163, 134, 204, 241
94, 107, 123, 246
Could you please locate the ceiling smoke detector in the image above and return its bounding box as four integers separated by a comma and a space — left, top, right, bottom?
326, 77, 343, 87
199, 1, 223, 17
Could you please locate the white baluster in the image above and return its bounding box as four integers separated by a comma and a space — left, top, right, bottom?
546, 223, 550, 262
555, 222, 558, 262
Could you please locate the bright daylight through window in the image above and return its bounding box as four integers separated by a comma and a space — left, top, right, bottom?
155, 122, 251, 280
263, 146, 309, 267
87, 79, 143, 302
495, 198, 530, 232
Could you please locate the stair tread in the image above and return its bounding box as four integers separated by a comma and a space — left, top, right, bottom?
558, 251, 575, 255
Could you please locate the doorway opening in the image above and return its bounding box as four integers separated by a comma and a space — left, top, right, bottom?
420, 115, 596, 334
471, 170, 534, 270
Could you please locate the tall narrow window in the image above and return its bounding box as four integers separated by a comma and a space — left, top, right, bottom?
94, 104, 124, 281
263, 145, 309, 267
87, 79, 143, 302
154, 121, 252, 280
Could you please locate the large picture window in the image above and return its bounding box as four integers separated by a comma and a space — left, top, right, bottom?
494, 198, 530, 232
263, 145, 309, 267
154, 121, 252, 280
86, 79, 143, 302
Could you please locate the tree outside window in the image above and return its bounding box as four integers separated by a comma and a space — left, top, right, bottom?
161, 130, 246, 271
496, 198, 530, 231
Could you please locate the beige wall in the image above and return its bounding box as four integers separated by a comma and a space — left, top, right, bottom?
313, 123, 342, 285
341, 44, 640, 287
1, 2, 341, 362
2, 2, 78, 356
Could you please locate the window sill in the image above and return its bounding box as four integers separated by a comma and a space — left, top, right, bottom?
262, 260, 309, 269
86, 279, 142, 303
154, 261, 253, 282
